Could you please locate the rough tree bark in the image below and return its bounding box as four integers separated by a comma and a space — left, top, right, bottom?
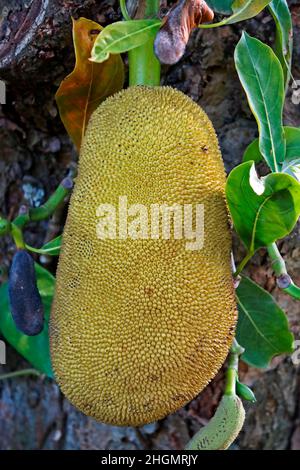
0, 0, 299, 450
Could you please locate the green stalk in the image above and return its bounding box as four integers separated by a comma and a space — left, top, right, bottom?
11, 223, 25, 249
0, 174, 74, 250
267, 242, 300, 300
128, 0, 161, 86
14, 174, 74, 229
233, 251, 253, 278
224, 339, 245, 396
0, 368, 42, 381
120, 0, 131, 20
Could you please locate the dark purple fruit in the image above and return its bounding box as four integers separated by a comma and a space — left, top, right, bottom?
8, 250, 44, 336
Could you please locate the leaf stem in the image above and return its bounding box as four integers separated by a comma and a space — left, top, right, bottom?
267, 242, 300, 300
0, 368, 42, 381
120, 0, 131, 21
128, 0, 161, 86
10, 223, 25, 249
233, 251, 253, 278
14, 174, 74, 229
0, 172, 74, 251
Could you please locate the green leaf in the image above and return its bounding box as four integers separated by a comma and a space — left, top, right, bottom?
235, 32, 285, 172
206, 0, 233, 14
282, 159, 300, 182
243, 139, 262, 164
243, 127, 300, 182
91, 20, 161, 63
0, 264, 54, 377
269, 0, 293, 90
236, 276, 294, 368
200, 0, 273, 28
226, 161, 300, 254
26, 235, 62, 256
236, 380, 256, 402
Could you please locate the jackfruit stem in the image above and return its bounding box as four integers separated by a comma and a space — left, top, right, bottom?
224, 339, 244, 396
267, 242, 300, 300
128, 0, 161, 86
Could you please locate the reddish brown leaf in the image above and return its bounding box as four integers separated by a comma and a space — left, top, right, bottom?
56, 17, 124, 151
154, 0, 214, 64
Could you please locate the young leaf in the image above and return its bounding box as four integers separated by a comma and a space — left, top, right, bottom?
243, 127, 300, 182
269, 0, 293, 90
226, 161, 300, 254
55, 18, 124, 151
26, 235, 62, 256
235, 32, 285, 172
0, 264, 54, 377
91, 20, 161, 64
236, 276, 294, 368
200, 0, 272, 27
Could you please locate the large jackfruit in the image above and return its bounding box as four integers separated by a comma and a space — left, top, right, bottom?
50, 86, 237, 426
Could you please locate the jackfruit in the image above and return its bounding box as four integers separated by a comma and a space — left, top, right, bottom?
185, 395, 245, 450
50, 86, 237, 426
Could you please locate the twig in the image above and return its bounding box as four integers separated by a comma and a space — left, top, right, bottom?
0, 368, 42, 381
267, 242, 300, 300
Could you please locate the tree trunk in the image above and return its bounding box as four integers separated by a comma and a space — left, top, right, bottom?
0, 0, 299, 450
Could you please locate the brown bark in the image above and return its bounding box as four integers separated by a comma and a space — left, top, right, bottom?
0, 0, 300, 450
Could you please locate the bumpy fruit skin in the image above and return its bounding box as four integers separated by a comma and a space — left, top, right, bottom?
185, 395, 246, 450
51, 86, 237, 426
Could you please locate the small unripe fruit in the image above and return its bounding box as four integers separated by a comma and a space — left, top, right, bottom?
185, 395, 246, 450
9, 250, 44, 336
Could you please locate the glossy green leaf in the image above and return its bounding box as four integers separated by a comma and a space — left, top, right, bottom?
0, 264, 54, 377
226, 161, 300, 254
236, 276, 294, 368
236, 380, 256, 402
200, 0, 272, 28
26, 235, 62, 256
206, 0, 233, 13
242, 139, 262, 164
269, 0, 293, 89
243, 127, 300, 182
235, 33, 285, 172
91, 20, 161, 63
